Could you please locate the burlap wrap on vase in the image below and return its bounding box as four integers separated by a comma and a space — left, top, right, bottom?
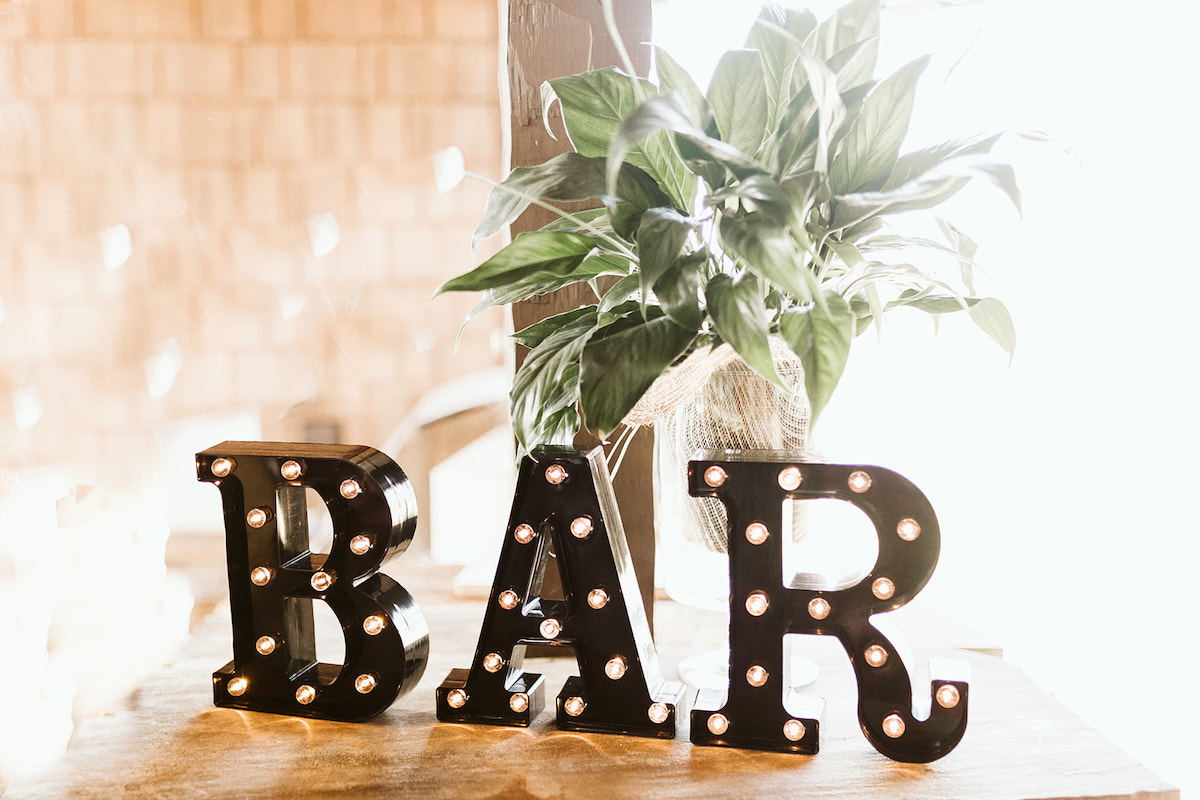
623, 339, 811, 555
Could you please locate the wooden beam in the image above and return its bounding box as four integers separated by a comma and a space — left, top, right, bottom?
502, 0, 657, 630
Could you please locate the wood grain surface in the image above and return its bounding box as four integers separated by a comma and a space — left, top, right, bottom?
5, 563, 1178, 800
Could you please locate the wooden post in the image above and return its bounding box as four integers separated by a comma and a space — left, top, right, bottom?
501, 0, 657, 630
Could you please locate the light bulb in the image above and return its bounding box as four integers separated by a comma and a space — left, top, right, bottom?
704, 465, 727, 487
777, 466, 801, 491
808, 597, 831, 620
848, 470, 872, 493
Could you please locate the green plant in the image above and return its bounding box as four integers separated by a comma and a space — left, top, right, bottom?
437, 0, 1018, 458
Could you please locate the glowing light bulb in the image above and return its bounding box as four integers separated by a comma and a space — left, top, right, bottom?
882, 713, 905, 738
936, 684, 961, 709
211, 457, 234, 477
509, 693, 529, 713
745, 522, 769, 545
363, 615, 386, 636
280, 460, 302, 480
246, 508, 268, 528
783, 719, 805, 742
539, 618, 562, 639
865, 645, 888, 668
808, 597, 831, 620
647, 703, 670, 724
498, 590, 520, 610
349, 534, 372, 555
848, 470, 872, 493
355, 674, 377, 694
570, 516, 593, 538
564, 696, 585, 716
311, 571, 334, 592
227, 677, 248, 696
704, 465, 727, 488
340, 478, 362, 499
745, 591, 770, 617
706, 713, 729, 735
745, 665, 768, 687
897, 518, 921, 541
483, 653, 504, 673
872, 577, 895, 600
604, 656, 627, 680
545, 464, 567, 485
777, 466, 802, 491
513, 524, 535, 544
587, 588, 608, 609
250, 566, 272, 586
296, 685, 317, 705
447, 689, 467, 709
255, 636, 276, 655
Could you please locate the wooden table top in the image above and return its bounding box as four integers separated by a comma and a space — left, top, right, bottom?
5, 563, 1178, 800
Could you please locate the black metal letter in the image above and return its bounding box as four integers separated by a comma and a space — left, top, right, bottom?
198, 441, 429, 722
688, 453, 968, 762
436, 445, 686, 738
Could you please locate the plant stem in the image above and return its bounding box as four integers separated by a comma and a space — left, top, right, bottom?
601, 0, 637, 77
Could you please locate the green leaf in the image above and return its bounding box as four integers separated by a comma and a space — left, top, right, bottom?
510, 308, 599, 454
830, 57, 929, 194
883, 132, 1003, 190
635, 207, 694, 316
607, 92, 766, 198
708, 173, 792, 225
705, 272, 784, 388
773, 49, 845, 177
466, 250, 629, 321
745, 5, 818, 125
779, 292, 853, 424
967, 297, 1016, 362
811, 0, 880, 61
653, 250, 705, 330
599, 273, 642, 316
936, 217, 979, 294
718, 214, 815, 303
511, 305, 597, 349
707, 50, 769, 157
605, 164, 676, 241
545, 68, 694, 209
597, 297, 642, 329
471, 153, 606, 252
579, 315, 695, 438
826, 35, 878, 92
654, 46, 711, 128
436, 231, 595, 294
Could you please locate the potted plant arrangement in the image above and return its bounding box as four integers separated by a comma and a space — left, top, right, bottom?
437, 0, 1016, 463
437, 0, 1018, 576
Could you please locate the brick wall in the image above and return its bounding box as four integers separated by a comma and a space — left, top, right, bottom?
0, 0, 506, 486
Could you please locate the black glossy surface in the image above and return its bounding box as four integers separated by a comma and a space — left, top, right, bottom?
198, 441, 429, 722
436, 445, 685, 738
688, 451, 968, 763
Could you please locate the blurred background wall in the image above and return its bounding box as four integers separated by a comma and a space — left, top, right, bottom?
0, 0, 506, 779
